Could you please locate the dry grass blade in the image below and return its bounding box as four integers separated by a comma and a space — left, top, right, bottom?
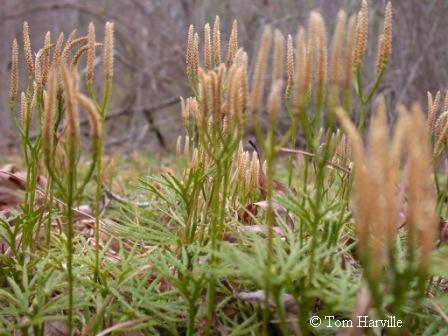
96, 317, 151, 336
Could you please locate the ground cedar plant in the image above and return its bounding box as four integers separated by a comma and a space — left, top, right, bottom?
1, 1, 448, 335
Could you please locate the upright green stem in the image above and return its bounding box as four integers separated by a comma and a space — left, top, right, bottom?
357, 102, 368, 134
205, 162, 222, 335
263, 124, 277, 335
66, 156, 76, 336
94, 140, 103, 281
356, 68, 386, 133
46, 186, 55, 247
94, 80, 111, 281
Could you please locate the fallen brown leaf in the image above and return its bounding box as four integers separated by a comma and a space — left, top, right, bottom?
238, 203, 258, 224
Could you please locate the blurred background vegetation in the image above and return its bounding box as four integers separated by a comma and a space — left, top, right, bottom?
1, 0, 447, 154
